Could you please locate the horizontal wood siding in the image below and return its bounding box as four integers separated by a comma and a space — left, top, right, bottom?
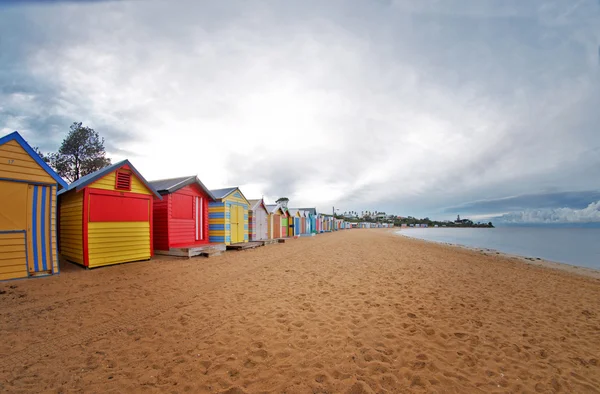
0, 140, 55, 184
88, 169, 152, 195
153, 194, 169, 251
59, 190, 84, 264
169, 185, 210, 248
88, 221, 150, 268
0, 232, 27, 280
208, 202, 228, 244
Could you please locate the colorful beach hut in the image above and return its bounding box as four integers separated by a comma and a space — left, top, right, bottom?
248, 199, 269, 241
266, 204, 279, 239
148, 176, 215, 251
208, 188, 249, 245
288, 209, 302, 237
0, 132, 68, 280
58, 160, 160, 268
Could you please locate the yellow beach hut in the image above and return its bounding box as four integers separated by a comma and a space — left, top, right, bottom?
0, 132, 68, 280
208, 187, 249, 245
58, 160, 161, 268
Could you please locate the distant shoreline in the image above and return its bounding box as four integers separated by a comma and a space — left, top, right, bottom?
394, 229, 600, 280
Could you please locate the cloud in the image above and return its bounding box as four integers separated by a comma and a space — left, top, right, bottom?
443, 190, 600, 214
497, 200, 600, 224
1, 0, 599, 217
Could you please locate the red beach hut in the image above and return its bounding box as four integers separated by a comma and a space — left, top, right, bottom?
149, 176, 216, 252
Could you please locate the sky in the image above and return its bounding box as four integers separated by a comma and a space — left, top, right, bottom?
1, 0, 599, 224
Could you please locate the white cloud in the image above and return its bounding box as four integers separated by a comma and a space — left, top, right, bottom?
498, 201, 600, 224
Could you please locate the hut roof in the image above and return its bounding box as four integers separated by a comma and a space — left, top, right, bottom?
149, 175, 215, 200
0, 131, 68, 188
248, 199, 268, 212
58, 159, 161, 198
210, 187, 238, 199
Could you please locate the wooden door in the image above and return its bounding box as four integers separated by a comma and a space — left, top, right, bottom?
0, 181, 28, 280
27, 184, 52, 275
237, 206, 245, 243
273, 214, 281, 238
230, 204, 239, 244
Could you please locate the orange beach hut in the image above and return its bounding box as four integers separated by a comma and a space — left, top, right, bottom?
58, 160, 161, 268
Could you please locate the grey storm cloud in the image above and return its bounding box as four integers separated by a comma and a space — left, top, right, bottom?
1, 0, 599, 222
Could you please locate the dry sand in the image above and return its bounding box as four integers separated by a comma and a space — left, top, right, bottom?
1, 229, 599, 393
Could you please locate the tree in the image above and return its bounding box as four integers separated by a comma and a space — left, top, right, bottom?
32, 147, 50, 163
48, 122, 111, 183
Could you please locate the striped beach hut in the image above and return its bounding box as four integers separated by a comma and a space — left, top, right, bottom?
0, 132, 68, 280
248, 199, 269, 241
208, 187, 249, 245
58, 160, 161, 268
148, 176, 215, 251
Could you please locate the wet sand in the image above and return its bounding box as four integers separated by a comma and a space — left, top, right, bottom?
1, 229, 599, 393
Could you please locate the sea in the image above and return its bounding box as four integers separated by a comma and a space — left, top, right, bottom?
396, 227, 600, 270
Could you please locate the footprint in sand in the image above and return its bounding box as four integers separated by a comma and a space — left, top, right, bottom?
454, 332, 469, 339
250, 349, 268, 359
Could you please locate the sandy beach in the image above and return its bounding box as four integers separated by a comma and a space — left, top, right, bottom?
1, 229, 599, 393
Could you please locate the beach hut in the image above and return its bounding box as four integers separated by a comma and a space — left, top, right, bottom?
208, 188, 249, 245
58, 160, 161, 268
266, 204, 286, 239
248, 199, 269, 241
0, 132, 68, 280
148, 176, 215, 252
288, 209, 302, 237
299, 210, 307, 234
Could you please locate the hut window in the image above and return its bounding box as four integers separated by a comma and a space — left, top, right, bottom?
115, 170, 132, 191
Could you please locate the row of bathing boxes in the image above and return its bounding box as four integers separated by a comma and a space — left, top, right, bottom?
0, 132, 390, 281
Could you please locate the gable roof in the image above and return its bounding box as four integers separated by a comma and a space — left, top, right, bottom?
248, 199, 269, 213
210, 187, 238, 199
148, 175, 215, 200
58, 159, 161, 198
0, 131, 68, 188
265, 204, 284, 214
288, 209, 300, 217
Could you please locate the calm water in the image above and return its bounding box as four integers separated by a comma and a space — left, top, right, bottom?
397, 227, 600, 270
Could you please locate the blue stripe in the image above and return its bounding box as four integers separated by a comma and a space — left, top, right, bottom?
208, 212, 227, 219
208, 202, 225, 208
32, 186, 38, 272
41, 187, 47, 271
209, 235, 226, 243
208, 224, 229, 231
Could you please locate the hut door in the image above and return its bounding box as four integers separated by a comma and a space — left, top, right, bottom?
237, 206, 245, 243
230, 204, 239, 244
0, 181, 29, 280
273, 215, 281, 238
27, 185, 52, 275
